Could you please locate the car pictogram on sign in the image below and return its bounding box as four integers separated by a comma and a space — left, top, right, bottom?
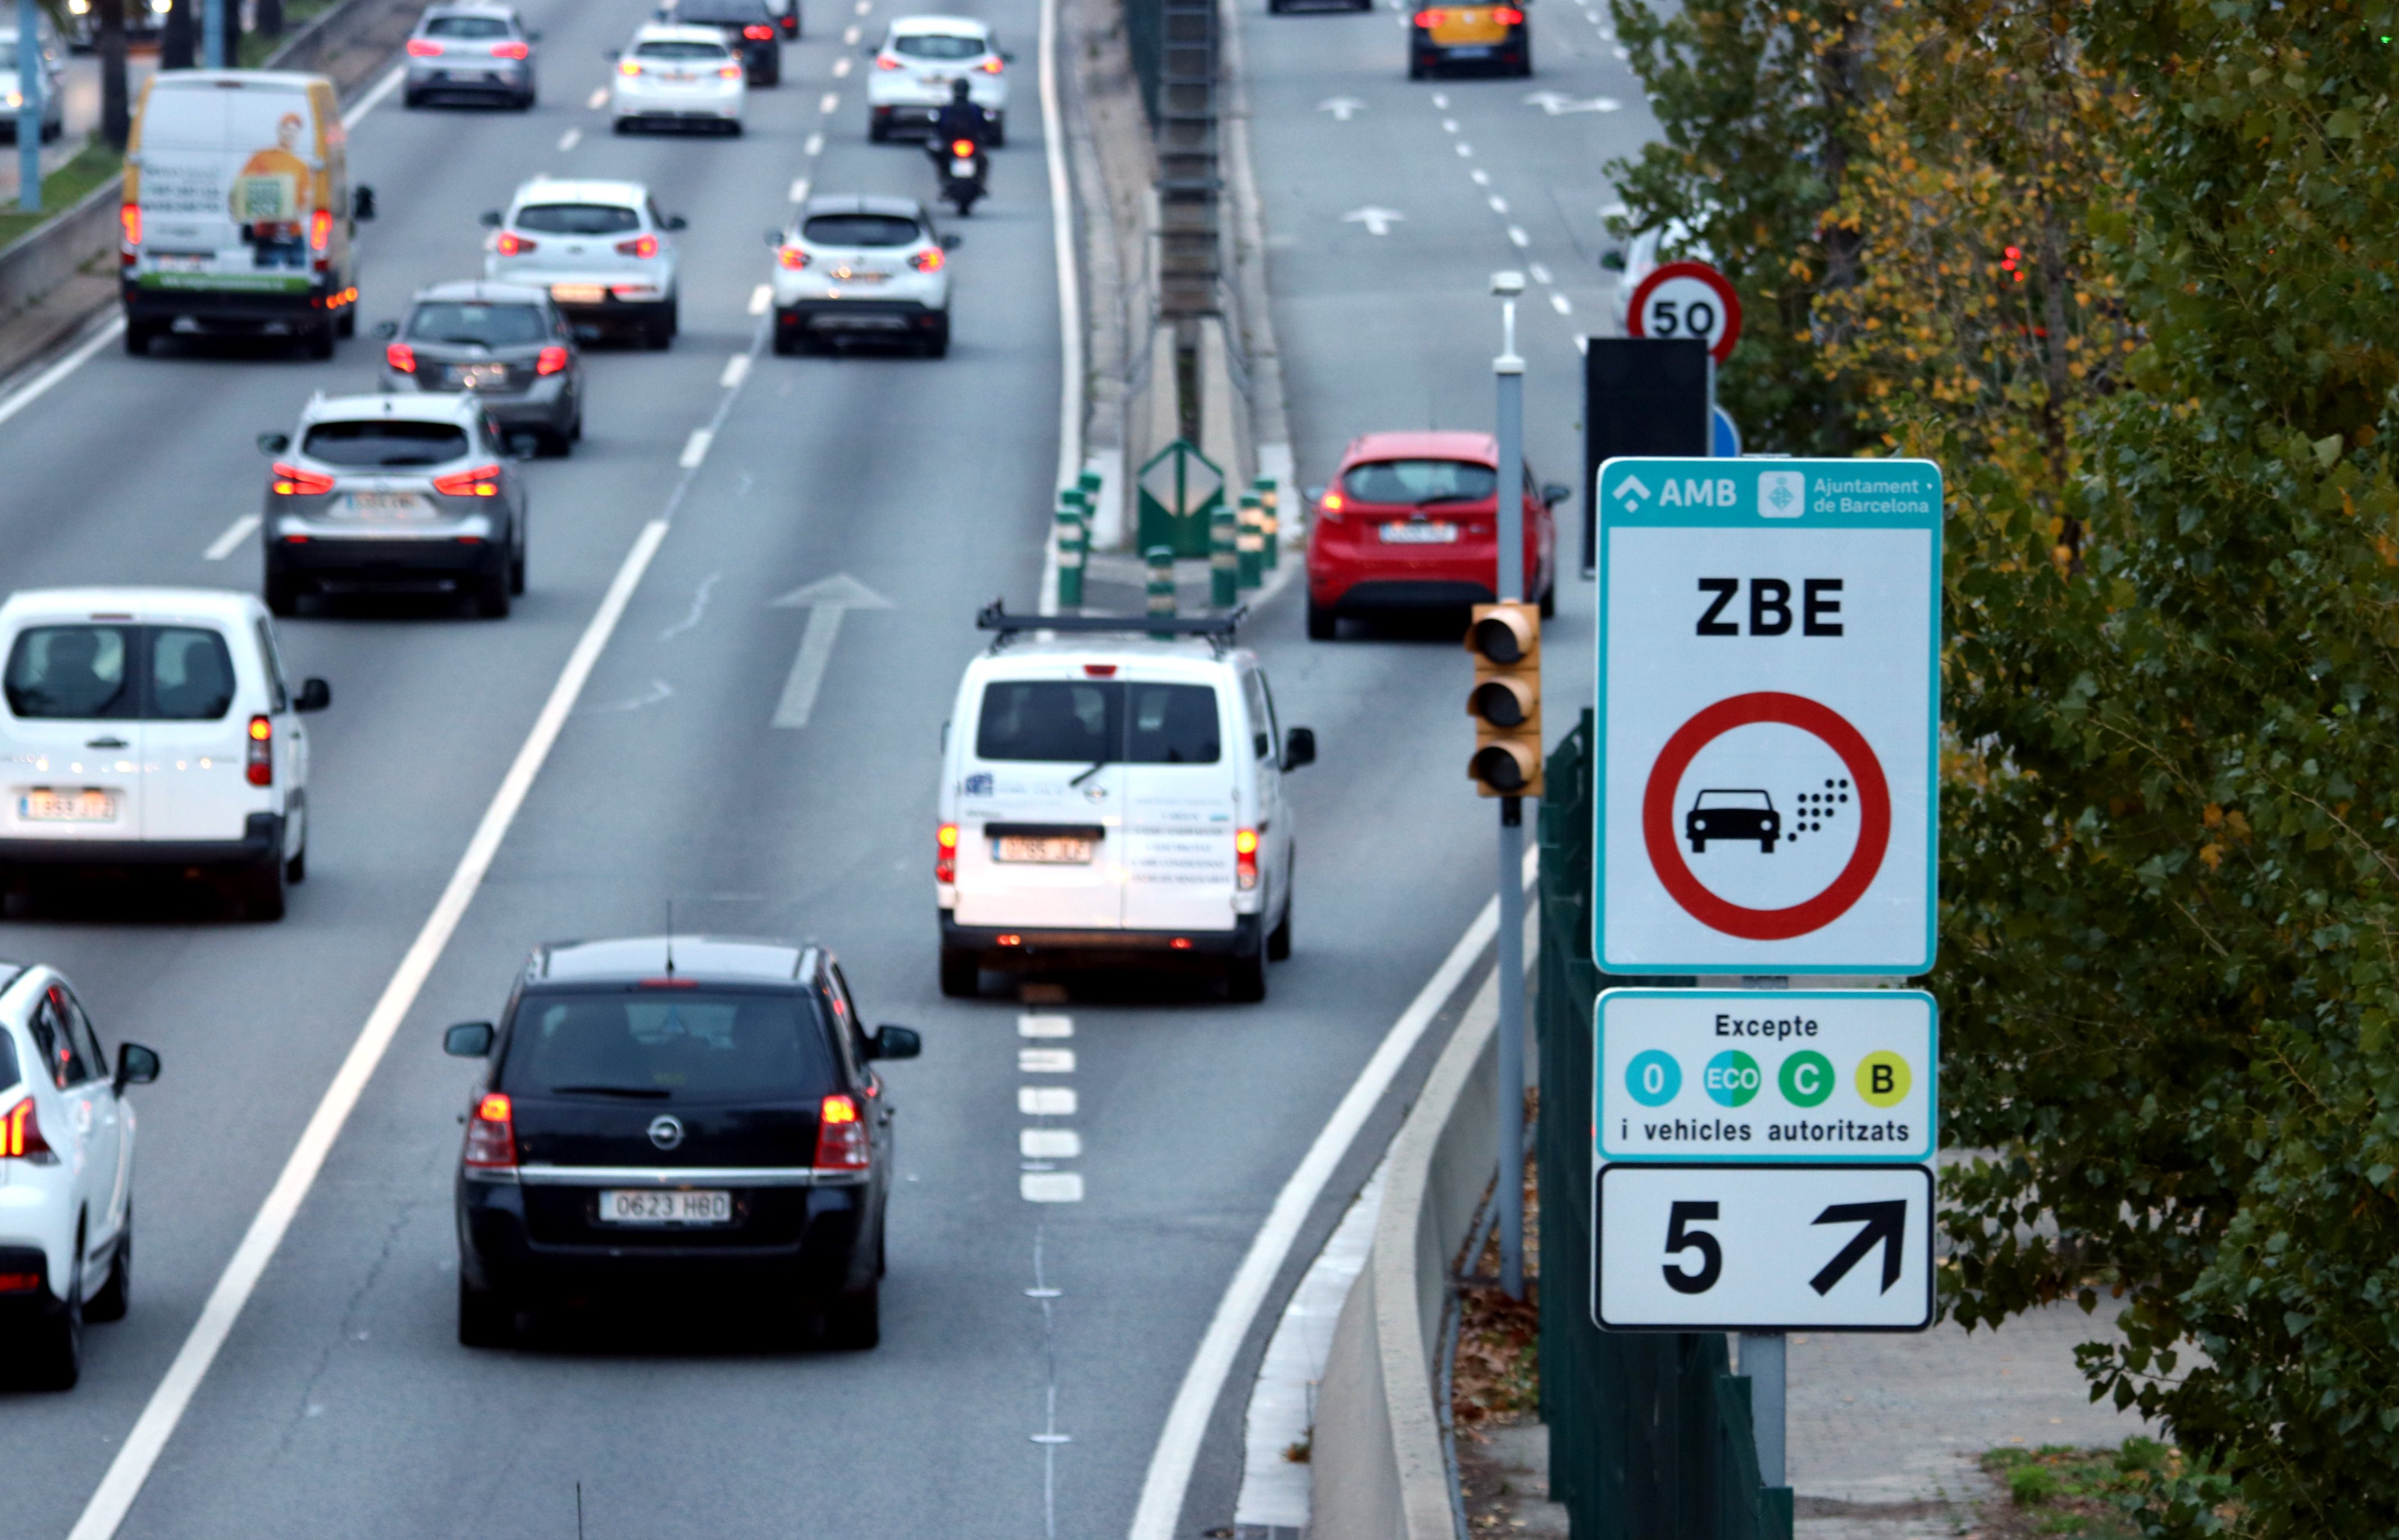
1685, 789, 1778, 853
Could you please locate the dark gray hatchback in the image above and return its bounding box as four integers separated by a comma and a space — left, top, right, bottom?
376, 281, 583, 455
444, 935, 919, 1349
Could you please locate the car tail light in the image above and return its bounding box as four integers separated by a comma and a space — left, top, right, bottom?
777, 245, 810, 269
1236, 828, 1260, 890
875, 52, 902, 68
743, 23, 773, 38
491, 39, 529, 57
1320, 490, 1346, 522
0, 1269, 40, 1292
463, 1093, 517, 1168
119, 201, 142, 249
1414, 8, 1442, 24
719, 62, 743, 78
386, 341, 417, 373
815, 1095, 870, 1170
909, 247, 945, 273
494, 230, 536, 256
1492, 6, 1524, 20
309, 205, 334, 271
405, 36, 441, 54
536, 344, 568, 376
3, 1095, 56, 1163
977, 56, 1002, 72
434, 463, 504, 497
271, 462, 336, 496
936, 822, 957, 883
950, 138, 976, 158
618, 56, 642, 75
615, 233, 659, 258
247, 715, 273, 787
1082, 663, 1117, 677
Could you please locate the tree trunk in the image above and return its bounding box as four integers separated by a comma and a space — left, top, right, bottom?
162, 0, 194, 69
97, 0, 129, 149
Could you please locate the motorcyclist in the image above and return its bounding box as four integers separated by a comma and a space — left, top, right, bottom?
929, 78, 990, 178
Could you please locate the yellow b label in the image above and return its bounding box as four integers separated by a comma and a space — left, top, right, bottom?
1856, 1051, 1910, 1108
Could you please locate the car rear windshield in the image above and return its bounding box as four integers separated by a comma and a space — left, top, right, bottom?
500, 989, 838, 1104
302, 420, 471, 467
635, 38, 730, 58
801, 213, 922, 248
4, 625, 238, 721
425, 13, 512, 36
1341, 459, 1498, 506
676, 0, 768, 20
408, 302, 550, 346
513, 202, 640, 235
975, 680, 1221, 765
0, 1031, 18, 1095
892, 32, 984, 57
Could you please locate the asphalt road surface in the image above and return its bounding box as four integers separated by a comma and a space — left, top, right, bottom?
0, 0, 1649, 1533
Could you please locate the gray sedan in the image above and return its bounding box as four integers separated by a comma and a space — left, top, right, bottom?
376, 281, 582, 455
403, 3, 538, 109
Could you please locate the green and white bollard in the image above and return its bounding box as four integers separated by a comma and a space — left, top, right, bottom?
1237, 495, 1265, 590
1211, 501, 1239, 610
1254, 477, 1280, 571
1056, 501, 1087, 610
1146, 544, 1177, 637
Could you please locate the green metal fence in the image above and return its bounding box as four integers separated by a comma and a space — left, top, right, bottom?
1536, 709, 1794, 1540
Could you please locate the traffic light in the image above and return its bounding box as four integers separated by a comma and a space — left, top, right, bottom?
1466, 601, 1543, 797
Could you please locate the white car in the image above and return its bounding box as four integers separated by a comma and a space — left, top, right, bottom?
483, 177, 685, 347
865, 15, 1008, 144
0, 588, 328, 919
769, 195, 957, 357
0, 18, 66, 145
935, 607, 1313, 1002
610, 23, 745, 134
1, 966, 158, 1390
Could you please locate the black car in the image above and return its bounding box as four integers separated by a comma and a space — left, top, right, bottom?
1686, 789, 1779, 853
661, 0, 781, 84
444, 936, 920, 1348
375, 281, 583, 456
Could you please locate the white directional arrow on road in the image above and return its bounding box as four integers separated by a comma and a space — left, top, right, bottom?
1317, 96, 1366, 121
1342, 206, 1406, 236
1524, 91, 1622, 113
769, 574, 893, 729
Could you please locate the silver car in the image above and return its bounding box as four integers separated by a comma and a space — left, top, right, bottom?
256, 394, 530, 619
768, 195, 957, 357
376, 281, 583, 455
404, 3, 539, 110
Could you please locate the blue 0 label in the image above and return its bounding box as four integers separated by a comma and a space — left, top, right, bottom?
1625, 1049, 1681, 1108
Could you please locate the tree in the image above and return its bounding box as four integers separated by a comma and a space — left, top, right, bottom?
95, 0, 127, 149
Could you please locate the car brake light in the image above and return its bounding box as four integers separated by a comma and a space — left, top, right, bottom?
950, 138, 976, 158
618, 56, 641, 75
1320, 490, 1346, 520
936, 821, 957, 883
615, 233, 659, 258
1083, 664, 1117, 677
386, 341, 417, 373
815, 1095, 870, 1170
247, 715, 273, 787
271, 462, 336, 496
120, 202, 141, 248
405, 36, 440, 54
777, 245, 810, 269
309, 206, 333, 271
463, 1093, 517, 1167
1236, 828, 1260, 890
1492, 6, 1524, 20
491, 39, 529, 57
0, 1271, 40, 1292
433, 464, 504, 497
495, 231, 536, 256
875, 52, 902, 68
536, 344, 568, 376
743, 23, 773, 38
978, 56, 1002, 72
909, 247, 945, 273
3, 1095, 56, 1162
1414, 8, 1442, 24
719, 62, 743, 78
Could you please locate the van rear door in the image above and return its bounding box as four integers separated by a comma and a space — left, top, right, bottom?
139, 620, 257, 844
953, 674, 1124, 930
1118, 676, 1238, 933
0, 619, 147, 848
131, 77, 322, 297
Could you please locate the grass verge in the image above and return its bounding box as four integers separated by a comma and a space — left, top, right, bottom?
0, 139, 127, 250
1974, 1438, 2172, 1538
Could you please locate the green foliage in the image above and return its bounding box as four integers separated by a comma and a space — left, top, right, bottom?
1983, 1443, 2152, 1536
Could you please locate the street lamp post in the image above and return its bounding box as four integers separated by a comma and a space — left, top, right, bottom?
16, 0, 40, 214
1491, 269, 1528, 1300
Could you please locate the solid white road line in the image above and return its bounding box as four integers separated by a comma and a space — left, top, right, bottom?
1125, 844, 1540, 1540
203, 514, 262, 561
558, 126, 582, 150
63, 517, 673, 1540
587, 86, 610, 109
749, 282, 773, 316
678, 427, 713, 469
719, 354, 750, 389
341, 65, 407, 128
788, 175, 811, 203
1037, 0, 1081, 615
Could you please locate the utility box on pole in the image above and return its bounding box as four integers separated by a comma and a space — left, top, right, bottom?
1581, 337, 1712, 575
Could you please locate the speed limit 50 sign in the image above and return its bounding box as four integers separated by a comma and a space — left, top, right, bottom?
1626, 260, 1743, 364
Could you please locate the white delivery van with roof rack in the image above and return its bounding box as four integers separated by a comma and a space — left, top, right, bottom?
935, 606, 1315, 1002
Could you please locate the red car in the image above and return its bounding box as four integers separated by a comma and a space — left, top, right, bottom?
1304, 431, 1564, 639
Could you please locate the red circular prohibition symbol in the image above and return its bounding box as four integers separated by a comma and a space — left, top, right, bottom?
1641, 693, 1891, 940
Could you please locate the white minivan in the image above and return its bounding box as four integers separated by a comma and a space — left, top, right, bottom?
0, 590, 330, 919
936, 609, 1314, 1001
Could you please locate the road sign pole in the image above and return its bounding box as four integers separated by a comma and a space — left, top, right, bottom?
16, 0, 40, 214
204, 0, 226, 68
1742, 1331, 1786, 1485
1493, 276, 1529, 1299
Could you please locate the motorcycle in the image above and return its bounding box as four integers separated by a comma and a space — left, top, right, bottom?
930, 137, 987, 217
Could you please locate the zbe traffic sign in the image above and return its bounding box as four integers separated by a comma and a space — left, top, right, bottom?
1594, 457, 1942, 974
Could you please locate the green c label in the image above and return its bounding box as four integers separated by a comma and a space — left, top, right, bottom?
1778, 1050, 1834, 1108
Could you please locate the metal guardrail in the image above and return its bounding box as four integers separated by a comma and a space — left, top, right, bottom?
1535, 707, 1794, 1540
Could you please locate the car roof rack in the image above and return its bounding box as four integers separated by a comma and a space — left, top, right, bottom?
976, 600, 1245, 652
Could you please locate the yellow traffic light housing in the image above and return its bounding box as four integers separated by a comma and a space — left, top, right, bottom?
1466, 601, 1543, 797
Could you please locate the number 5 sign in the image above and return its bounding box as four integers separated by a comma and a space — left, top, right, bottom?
1627, 261, 1743, 364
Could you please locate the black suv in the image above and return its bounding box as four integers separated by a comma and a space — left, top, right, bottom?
661, 0, 781, 83
444, 936, 919, 1348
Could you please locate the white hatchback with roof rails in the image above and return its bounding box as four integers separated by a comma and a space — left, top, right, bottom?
0, 589, 329, 919
936, 607, 1315, 1001
865, 15, 1009, 143
484, 177, 686, 348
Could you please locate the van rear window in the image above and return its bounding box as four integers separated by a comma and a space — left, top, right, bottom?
975, 680, 1221, 765
500, 989, 837, 1104
4, 625, 237, 721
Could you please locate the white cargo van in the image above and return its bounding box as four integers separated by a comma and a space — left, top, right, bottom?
936, 609, 1315, 1001
120, 69, 371, 358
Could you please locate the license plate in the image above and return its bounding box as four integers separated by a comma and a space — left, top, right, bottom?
666, 70, 695, 81
828, 266, 888, 282
598, 1189, 732, 1224
551, 284, 606, 304
152, 252, 211, 272
950, 157, 977, 176
346, 492, 430, 517
20, 788, 117, 822
455, 363, 510, 389
1443, 42, 1497, 54
996, 835, 1096, 864
1379, 520, 1460, 543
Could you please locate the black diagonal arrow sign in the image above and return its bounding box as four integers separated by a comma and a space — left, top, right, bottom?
1808, 1200, 1908, 1295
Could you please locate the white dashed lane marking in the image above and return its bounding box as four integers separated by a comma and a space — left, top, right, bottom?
1019, 1086, 1076, 1115
557, 126, 581, 150
843, 23, 861, 42
788, 176, 810, 203
833, 54, 852, 76
1021, 1173, 1084, 1202
1019, 1014, 1072, 1038
1017, 1012, 1081, 1200
204, 514, 261, 561
1021, 1129, 1082, 1158
1550, 292, 1574, 314
586, 86, 609, 109
719, 354, 750, 389
678, 428, 713, 469
803, 131, 824, 156
1019, 1048, 1075, 1073
1529, 262, 1552, 284
820, 91, 840, 112
748, 283, 772, 314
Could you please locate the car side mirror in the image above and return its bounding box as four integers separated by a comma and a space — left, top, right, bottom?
940, 232, 961, 250
666, 214, 688, 231
444, 1021, 495, 1057
352, 185, 376, 220
1303, 485, 1326, 505
295, 677, 331, 712
1599, 248, 1626, 272
480, 208, 503, 227
869, 1025, 922, 1061
1281, 726, 1316, 771
372, 319, 398, 340
113, 1043, 160, 1091
257, 431, 290, 455
1541, 482, 1570, 507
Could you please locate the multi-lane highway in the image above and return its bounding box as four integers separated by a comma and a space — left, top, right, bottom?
0, 0, 1650, 1533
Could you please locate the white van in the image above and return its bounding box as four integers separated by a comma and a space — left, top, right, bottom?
936, 609, 1315, 1001
120, 69, 370, 358
0, 589, 330, 919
